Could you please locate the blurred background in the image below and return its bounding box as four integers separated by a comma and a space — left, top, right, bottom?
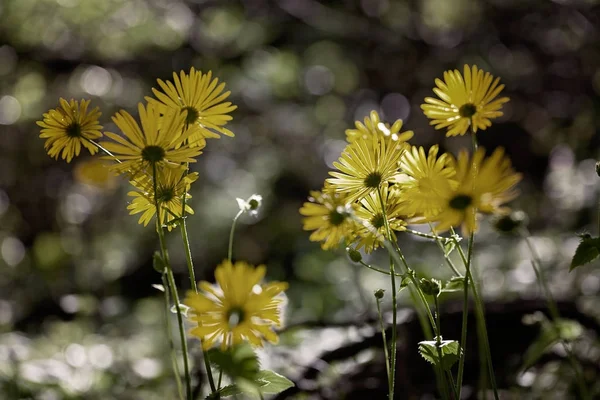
1, 0, 600, 398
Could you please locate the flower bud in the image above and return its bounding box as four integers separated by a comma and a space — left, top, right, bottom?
419, 278, 441, 296
374, 289, 385, 299
346, 247, 362, 263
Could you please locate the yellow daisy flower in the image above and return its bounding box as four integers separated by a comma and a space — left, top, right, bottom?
345, 110, 414, 143
37, 98, 103, 163
328, 135, 408, 203
353, 184, 408, 253
146, 67, 237, 145
428, 147, 522, 234
185, 260, 288, 350
421, 65, 509, 137
100, 103, 203, 176
395, 145, 457, 218
299, 188, 357, 250
127, 166, 198, 229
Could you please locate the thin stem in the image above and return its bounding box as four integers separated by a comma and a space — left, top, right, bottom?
454, 233, 472, 397
452, 228, 499, 400
228, 210, 244, 262
521, 229, 590, 400
162, 274, 185, 400
405, 228, 452, 243
376, 296, 393, 398
434, 295, 451, 400
359, 260, 403, 276
153, 163, 193, 400
427, 223, 463, 278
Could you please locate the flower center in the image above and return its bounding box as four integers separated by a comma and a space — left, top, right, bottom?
182, 106, 199, 125
156, 187, 175, 203
329, 209, 346, 226
364, 172, 382, 189
370, 213, 385, 229
449, 194, 473, 210
227, 307, 245, 328
459, 103, 477, 118
141, 145, 166, 163
65, 123, 82, 138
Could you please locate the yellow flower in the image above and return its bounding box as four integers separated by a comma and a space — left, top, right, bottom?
346, 110, 414, 143
37, 98, 103, 163
427, 147, 522, 234
101, 103, 203, 176
73, 158, 118, 190
328, 135, 408, 203
146, 68, 237, 145
299, 188, 357, 250
353, 184, 408, 253
395, 145, 457, 218
421, 65, 509, 136
127, 166, 198, 229
185, 260, 288, 350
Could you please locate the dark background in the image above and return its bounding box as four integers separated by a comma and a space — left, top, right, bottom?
1, 0, 600, 398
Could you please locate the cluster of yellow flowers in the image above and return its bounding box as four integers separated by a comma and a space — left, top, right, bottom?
300, 65, 522, 252
36, 68, 287, 350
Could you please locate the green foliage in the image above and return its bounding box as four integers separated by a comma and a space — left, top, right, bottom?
441, 276, 464, 293
152, 251, 166, 273
208, 344, 261, 381
418, 339, 461, 371
570, 234, 600, 271
521, 314, 584, 371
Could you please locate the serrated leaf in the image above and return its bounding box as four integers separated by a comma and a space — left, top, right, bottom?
521, 318, 584, 371
255, 370, 295, 394
153, 251, 166, 273
418, 339, 461, 371
441, 277, 464, 293
170, 303, 190, 317
208, 344, 260, 381
151, 284, 165, 292
570, 235, 600, 271
217, 384, 243, 398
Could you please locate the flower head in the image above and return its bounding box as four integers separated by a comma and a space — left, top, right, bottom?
299, 188, 357, 250
101, 103, 203, 176
127, 166, 198, 229
328, 135, 408, 203
395, 145, 457, 218
37, 98, 103, 163
352, 184, 408, 253
185, 260, 288, 350
421, 65, 509, 136
346, 110, 414, 143
236, 194, 263, 216
146, 68, 237, 145
427, 147, 522, 234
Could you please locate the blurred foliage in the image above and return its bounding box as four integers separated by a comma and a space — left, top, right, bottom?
1, 0, 600, 398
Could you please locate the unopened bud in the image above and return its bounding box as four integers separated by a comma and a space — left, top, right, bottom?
236, 194, 263, 216
374, 289, 385, 299
346, 247, 362, 263
419, 278, 441, 296
493, 210, 529, 234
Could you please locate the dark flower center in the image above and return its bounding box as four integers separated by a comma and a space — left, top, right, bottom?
156, 187, 175, 203
329, 210, 346, 226
364, 172, 382, 189
182, 106, 199, 125
459, 103, 477, 118
141, 145, 166, 163
65, 123, 82, 138
370, 213, 385, 229
449, 194, 473, 210
227, 307, 246, 328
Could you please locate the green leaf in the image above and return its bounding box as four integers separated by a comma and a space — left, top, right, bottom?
418, 339, 461, 371
570, 234, 600, 271
441, 277, 464, 293
521, 318, 584, 371
170, 303, 190, 317
208, 344, 260, 381
152, 251, 166, 273
255, 370, 295, 394
443, 241, 456, 256
217, 384, 243, 398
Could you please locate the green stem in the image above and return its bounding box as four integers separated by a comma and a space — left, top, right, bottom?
434, 295, 451, 400
405, 228, 452, 243
452, 228, 499, 400
521, 229, 590, 400
153, 163, 193, 400
427, 223, 463, 278
359, 260, 403, 276
454, 233, 472, 398
228, 210, 244, 262
376, 296, 393, 397
162, 274, 185, 400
